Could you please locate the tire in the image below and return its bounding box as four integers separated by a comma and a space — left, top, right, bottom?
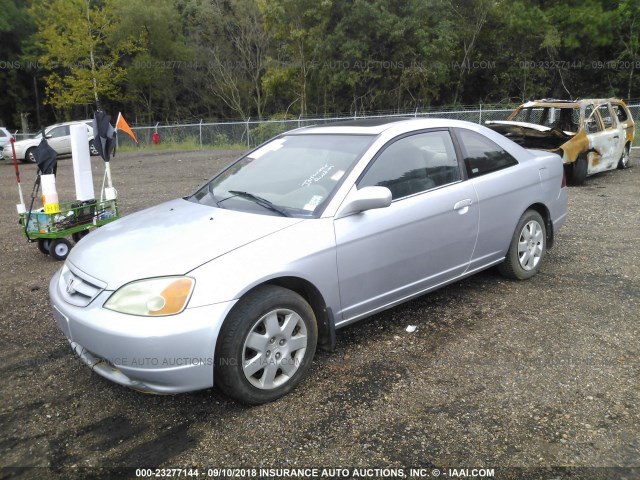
215, 285, 318, 405
89, 140, 99, 156
37, 238, 51, 255
498, 209, 546, 280
24, 147, 37, 164
568, 154, 588, 185
72, 230, 89, 243
617, 144, 631, 169
49, 238, 72, 261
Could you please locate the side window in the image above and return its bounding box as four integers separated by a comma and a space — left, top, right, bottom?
584, 105, 602, 133
456, 129, 518, 178
597, 104, 615, 129
359, 130, 460, 200
47, 126, 68, 138
0, 129, 6, 138
612, 104, 628, 123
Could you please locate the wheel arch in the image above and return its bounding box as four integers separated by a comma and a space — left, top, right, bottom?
238, 276, 336, 352
525, 202, 554, 248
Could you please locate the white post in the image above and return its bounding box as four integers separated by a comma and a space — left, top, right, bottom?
479, 104, 483, 124
70, 124, 95, 200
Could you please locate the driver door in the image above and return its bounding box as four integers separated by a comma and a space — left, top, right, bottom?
334, 130, 479, 323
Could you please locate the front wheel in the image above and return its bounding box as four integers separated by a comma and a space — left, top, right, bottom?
498, 210, 546, 280
617, 144, 631, 169
215, 285, 317, 405
23, 147, 37, 164
49, 238, 72, 261
568, 154, 588, 185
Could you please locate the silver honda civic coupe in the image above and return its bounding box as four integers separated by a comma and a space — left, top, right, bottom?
49, 118, 568, 404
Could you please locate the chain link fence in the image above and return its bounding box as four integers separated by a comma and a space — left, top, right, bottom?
116, 105, 523, 149
9, 103, 640, 149
116, 103, 640, 150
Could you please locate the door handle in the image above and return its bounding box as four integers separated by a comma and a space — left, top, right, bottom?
613, 135, 619, 139
454, 199, 473, 210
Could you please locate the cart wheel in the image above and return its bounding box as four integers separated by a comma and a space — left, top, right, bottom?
72, 230, 90, 243
37, 239, 51, 255
49, 238, 72, 261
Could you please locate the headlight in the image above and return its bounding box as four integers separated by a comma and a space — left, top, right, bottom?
104, 277, 195, 316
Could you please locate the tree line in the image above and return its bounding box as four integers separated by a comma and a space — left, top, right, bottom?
0, 0, 638, 131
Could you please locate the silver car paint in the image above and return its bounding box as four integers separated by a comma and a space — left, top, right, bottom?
49, 119, 568, 393
68, 198, 304, 290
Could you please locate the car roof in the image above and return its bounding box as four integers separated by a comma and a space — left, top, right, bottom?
289, 117, 489, 135
520, 98, 626, 109
46, 120, 92, 128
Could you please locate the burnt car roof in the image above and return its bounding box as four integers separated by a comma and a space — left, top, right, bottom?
520, 98, 628, 109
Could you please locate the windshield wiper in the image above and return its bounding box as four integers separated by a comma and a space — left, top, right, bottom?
226, 190, 290, 217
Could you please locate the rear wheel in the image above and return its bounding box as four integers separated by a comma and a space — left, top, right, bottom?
72, 230, 90, 243
617, 144, 631, 169
215, 285, 317, 405
49, 238, 72, 261
498, 209, 546, 280
37, 238, 51, 255
89, 140, 99, 156
568, 154, 588, 185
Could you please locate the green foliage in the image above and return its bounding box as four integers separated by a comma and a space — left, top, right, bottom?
29, 0, 135, 112
1, 0, 638, 131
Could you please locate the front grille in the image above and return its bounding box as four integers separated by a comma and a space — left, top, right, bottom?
59, 263, 106, 307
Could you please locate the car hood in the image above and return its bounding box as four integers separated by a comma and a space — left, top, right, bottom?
67, 198, 303, 289
485, 120, 573, 139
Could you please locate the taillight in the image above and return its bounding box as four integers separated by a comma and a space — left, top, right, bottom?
561, 169, 566, 188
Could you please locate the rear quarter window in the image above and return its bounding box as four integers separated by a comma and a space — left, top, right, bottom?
455, 129, 518, 178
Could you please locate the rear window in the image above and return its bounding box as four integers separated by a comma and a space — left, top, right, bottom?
456, 129, 518, 178
612, 104, 629, 123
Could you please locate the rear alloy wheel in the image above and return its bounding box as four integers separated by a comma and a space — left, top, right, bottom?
215, 285, 317, 405
617, 144, 631, 169
49, 238, 72, 261
568, 154, 588, 185
498, 210, 546, 280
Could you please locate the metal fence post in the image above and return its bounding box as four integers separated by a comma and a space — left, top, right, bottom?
199, 119, 203, 148
246, 118, 250, 148
479, 104, 482, 124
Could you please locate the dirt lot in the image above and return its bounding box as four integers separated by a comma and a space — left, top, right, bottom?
0, 149, 638, 480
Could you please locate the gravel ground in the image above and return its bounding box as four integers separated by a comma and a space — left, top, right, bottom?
0, 149, 638, 480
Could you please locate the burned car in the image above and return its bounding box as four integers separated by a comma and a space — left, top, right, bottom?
486, 99, 634, 185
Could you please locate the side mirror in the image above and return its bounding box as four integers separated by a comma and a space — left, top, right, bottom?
45, 134, 53, 139
336, 186, 392, 218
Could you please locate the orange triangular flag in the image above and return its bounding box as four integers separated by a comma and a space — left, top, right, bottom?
116, 112, 138, 143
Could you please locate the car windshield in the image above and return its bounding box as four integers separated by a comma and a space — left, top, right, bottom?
190, 134, 374, 217
511, 106, 580, 133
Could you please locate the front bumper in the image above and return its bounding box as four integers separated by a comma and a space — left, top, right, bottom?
49, 268, 237, 394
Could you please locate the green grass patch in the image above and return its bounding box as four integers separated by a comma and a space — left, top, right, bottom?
118, 140, 247, 153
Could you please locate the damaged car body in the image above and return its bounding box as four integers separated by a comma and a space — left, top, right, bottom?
486, 99, 635, 185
